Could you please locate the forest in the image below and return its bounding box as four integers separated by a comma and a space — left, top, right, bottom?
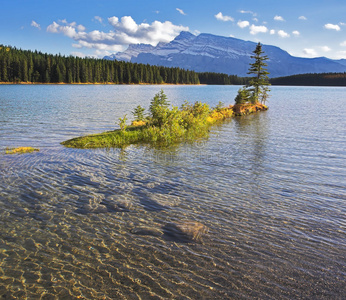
270, 72, 346, 86
0, 45, 247, 85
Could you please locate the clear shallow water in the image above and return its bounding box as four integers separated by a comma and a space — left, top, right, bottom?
0, 85, 345, 299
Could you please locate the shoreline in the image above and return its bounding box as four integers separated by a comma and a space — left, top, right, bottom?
0, 82, 208, 86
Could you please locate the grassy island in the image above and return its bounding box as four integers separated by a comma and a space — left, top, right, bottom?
5, 147, 39, 154
61, 90, 268, 149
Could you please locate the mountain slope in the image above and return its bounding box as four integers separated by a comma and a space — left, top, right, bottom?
105, 32, 346, 77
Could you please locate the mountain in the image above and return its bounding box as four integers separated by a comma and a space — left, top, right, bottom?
104, 32, 346, 78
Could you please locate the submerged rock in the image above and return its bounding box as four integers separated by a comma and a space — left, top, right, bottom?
79, 203, 108, 214
130, 226, 163, 237
104, 194, 135, 212
139, 192, 181, 211
163, 221, 209, 242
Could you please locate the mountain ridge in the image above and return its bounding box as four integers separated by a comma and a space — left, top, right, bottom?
104, 32, 346, 77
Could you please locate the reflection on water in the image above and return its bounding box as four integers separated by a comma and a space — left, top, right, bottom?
0, 85, 345, 299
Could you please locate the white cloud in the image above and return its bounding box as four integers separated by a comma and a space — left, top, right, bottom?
340, 22, 346, 26
215, 12, 234, 22
31, 20, 41, 30
237, 20, 250, 28
47, 21, 59, 33
320, 46, 331, 52
324, 23, 341, 31
303, 48, 317, 57
277, 30, 290, 38
77, 24, 86, 31
340, 41, 346, 46
240, 10, 256, 16
249, 24, 268, 35
270, 29, 276, 35
292, 30, 300, 36
93, 16, 103, 23
252, 17, 258, 22
71, 52, 86, 58
47, 16, 189, 55
299, 16, 307, 20
176, 8, 186, 15
274, 15, 285, 21
335, 50, 346, 59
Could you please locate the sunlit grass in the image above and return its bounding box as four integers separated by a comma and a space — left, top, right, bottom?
5, 147, 39, 154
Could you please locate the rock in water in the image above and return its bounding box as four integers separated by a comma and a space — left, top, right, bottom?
163, 221, 208, 242
130, 226, 163, 237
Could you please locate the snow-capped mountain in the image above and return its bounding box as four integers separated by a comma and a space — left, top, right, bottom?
104, 31, 346, 77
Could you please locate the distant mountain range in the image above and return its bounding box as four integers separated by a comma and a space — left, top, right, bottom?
104, 31, 346, 78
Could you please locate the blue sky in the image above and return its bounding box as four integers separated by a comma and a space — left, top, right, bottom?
2, 0, 346, 59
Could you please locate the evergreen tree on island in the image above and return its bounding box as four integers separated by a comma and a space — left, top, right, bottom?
235, 42, 270, 105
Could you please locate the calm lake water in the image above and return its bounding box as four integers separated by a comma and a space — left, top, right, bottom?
0, 85, 345, 299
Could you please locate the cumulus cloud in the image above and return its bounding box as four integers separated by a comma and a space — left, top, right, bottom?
324, 23, 341, 31
292, 30, 300, 36
31, 20, 41, 30
320, 46, 331, 52
299, 16, 307, 20
277, 30, 290, 38
93, 16, 103, 23
237, 20, 250, 28
215, 12, 234, 22
340, 40, 346, 46
303, 48, 317, 57
249, 24, 268, 35
176, 8, 186, 15
240, 10, 256, 16
274, 15, 285, 21
270, 29, 276, 35
47, 16, 189, 54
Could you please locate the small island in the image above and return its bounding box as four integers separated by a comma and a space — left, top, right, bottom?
62, 43, 270, 149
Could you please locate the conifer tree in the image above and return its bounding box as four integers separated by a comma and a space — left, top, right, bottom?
247, 42, 270, 104
235, 42, 270, 105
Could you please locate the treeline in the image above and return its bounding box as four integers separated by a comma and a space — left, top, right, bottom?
0, 45, 246, 85
198, 72, 248, 85
270, 72, 346, 86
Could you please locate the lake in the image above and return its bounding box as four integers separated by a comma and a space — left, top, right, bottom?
0, 85, 345, 299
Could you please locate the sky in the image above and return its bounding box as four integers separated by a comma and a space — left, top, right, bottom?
1, 0, 346, 60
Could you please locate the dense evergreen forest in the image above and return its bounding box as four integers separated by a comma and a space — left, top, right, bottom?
270, 72, 346, 86
0, 45, 247, 85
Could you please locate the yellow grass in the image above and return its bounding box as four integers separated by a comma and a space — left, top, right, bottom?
5, 147, 39, 154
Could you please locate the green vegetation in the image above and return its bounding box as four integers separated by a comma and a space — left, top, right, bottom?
62, 90, 236, 149
5, 147, 39, 154
270, 72, 346, 86
132, 105, 146, 121
235, 42, 270, 105
0, 44, 247, 85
